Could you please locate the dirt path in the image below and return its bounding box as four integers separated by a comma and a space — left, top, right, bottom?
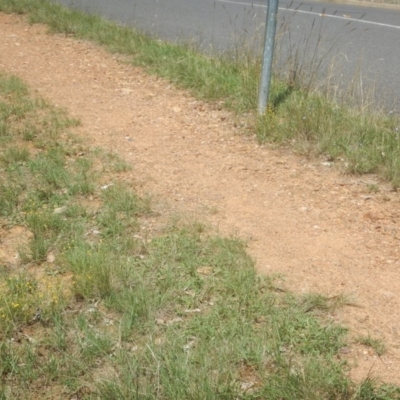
1, 13, 400, 384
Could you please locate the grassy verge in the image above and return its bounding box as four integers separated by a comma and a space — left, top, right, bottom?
1, 72, 399, 397
1, 0, 400, 188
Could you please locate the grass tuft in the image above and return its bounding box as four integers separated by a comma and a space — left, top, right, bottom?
356, 334, 386, 356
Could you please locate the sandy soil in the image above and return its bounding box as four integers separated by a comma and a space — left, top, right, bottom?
1, 13, 400, 384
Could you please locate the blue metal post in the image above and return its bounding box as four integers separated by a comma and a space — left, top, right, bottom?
258, 0, 279, 115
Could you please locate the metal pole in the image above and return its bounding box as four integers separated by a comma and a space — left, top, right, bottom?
258, 0, 279, 115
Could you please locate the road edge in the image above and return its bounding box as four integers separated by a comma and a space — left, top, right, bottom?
327, 0, 400, 10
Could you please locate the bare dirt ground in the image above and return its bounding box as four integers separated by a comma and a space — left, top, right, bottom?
1, 13, 400, 384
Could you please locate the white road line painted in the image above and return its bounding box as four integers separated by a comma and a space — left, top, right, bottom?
217, 0, 400, 30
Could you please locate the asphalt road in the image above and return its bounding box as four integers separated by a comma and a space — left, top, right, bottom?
52, 0, 400, 109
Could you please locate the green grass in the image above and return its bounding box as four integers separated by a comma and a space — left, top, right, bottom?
1, 0, 400, 187
356, 334, 386, 356
258, 93, 400, 186
1, 73, 400, 398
